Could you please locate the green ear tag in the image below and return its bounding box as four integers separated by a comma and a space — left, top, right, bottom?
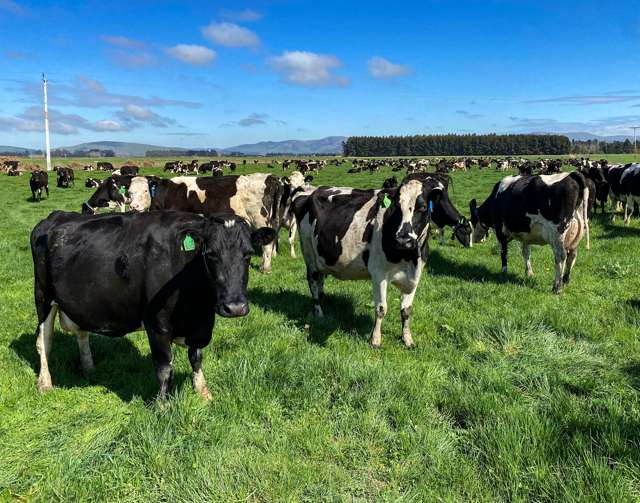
119, 185, 126, 195
182, 234, 195, 251
382, 194, 392, 208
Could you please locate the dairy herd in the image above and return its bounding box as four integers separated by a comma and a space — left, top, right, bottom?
21, 158, 640, 399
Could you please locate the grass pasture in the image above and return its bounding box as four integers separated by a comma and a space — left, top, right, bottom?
1, 156, 640, 501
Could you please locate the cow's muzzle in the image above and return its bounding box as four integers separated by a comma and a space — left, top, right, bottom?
395, 235, 417, 249
217, 302, 249, 317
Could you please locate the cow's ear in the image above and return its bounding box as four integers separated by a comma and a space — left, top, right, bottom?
304, 175, 314, 184
470, 199, 477, 212
179, 228, 204, 252
427, 187, 443, 206
281, 177, 290, 185
251, 227, 276, 247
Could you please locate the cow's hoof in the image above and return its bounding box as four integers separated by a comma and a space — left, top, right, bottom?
260, 268, 272, 274
403, 341, 416, 349
370, 342, 381, 349
198, 387, 213, 401
552, 285, 562, 294
37, 379, 53, 393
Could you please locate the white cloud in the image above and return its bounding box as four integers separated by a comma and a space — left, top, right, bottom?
268, 51, 348, 87
367, 57, 413, 79
166, 44, 216, 65
0, 106, 130, 135
201, 22, 260, 48
219, 8, 262, 22
116, 104, 176, 128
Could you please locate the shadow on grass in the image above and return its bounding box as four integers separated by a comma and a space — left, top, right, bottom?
428, 249, 521, 285
10, 330, 189, 402
249, 287, 372, 346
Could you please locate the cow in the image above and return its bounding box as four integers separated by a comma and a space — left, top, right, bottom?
97, 161, 115, 171
615, 163, 640, 225
126, 174, 282, 273
85, 177, 100, 188
83, 164, 95, 171
431, 193, 472, 247
82, 175, 132, 214
56, 166, 74, 188
580, 165, 608, 213
382, 176, 398, 189
31, 210, 276, 399
469, 172, 589, 293
605, 164, 639, 223
292, 177, 444, 348
29, 171, 49, 202
120, 165, 139, 177
278, 171, 315, 257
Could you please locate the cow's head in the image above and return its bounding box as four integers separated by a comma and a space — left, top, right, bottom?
469, 198, 489, 242
386, 178, 443, 249
197, 216, 276, 317
82, 178, 127, 214
129, 177, 154, 212
452, 217, 473, 248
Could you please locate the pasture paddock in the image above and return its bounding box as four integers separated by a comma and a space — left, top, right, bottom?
0, 156, 639, 501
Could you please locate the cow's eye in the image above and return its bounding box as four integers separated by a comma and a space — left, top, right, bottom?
415, 197, 426, 211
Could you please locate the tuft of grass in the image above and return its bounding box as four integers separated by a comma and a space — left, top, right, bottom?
0, 155, 639, 501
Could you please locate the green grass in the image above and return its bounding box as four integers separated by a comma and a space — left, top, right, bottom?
1, 156, 640, 501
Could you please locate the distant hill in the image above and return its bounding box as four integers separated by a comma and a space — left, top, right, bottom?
63, 141, 189, 157
533, 132, 636, 142
220, 136, 346, 155
0, 145, 39, 154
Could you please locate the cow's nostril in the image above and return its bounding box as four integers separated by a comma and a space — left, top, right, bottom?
219, 302, 248, 317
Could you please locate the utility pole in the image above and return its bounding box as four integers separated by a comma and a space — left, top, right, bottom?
42, 73, 52, 171
631, 126, 640, 159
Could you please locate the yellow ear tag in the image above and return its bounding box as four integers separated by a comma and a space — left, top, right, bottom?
182, 234, 195, 251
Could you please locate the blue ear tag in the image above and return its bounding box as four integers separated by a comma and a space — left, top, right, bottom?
150, 185, 156, 198
428, 200, 434, 212
382, 194, 392, 208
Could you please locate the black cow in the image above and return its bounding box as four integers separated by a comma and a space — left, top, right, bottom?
431, 193, 472, 248
56, 166, 75, 188
293, 177, 444, 348
30, 171, 49, 202
580, 165, 608, 213
470, 173, 589, 293
127, 174, 282, 272
382, 176, 398, 189
32, 211, 275, 398
120, 165, 139, 177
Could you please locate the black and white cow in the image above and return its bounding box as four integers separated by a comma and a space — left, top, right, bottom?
29, 170, 49, 202
126, 174, 282, 273
293, 177, 444, 348
31, 210, 275, 399
120, 165, 139, 177
278, 171, 315, 258
469, 172, 589, 293
85, 177, 101, 188
605, 163, 640, 224
81, 175, 132, 214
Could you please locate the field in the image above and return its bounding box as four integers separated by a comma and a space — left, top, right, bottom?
1, 155, 639, 501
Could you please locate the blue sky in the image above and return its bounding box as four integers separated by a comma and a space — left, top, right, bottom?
1, 0, 639, 149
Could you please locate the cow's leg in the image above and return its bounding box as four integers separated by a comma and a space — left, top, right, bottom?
146, 329, 174, 399
288, 219, 298, 258
58, 310, 95, 373
400, 288, 417, 349
624, 198, 633, 225
370, 277, 388, 349
563, 247, 578, 285
438, 227, 445, 245
188, 347, 212, 400
260, 241, 275, 273
36, 303, 58, 392
498, 233, 509, 274
551, 240, 567, 294
521, 243, 533, 276
306, 268, 325, 317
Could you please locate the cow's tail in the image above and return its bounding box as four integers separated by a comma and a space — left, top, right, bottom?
569, 171, 590, 250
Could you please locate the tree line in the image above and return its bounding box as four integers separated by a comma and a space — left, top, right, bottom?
342, 134, 571, 156
571, 139, 636, 155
